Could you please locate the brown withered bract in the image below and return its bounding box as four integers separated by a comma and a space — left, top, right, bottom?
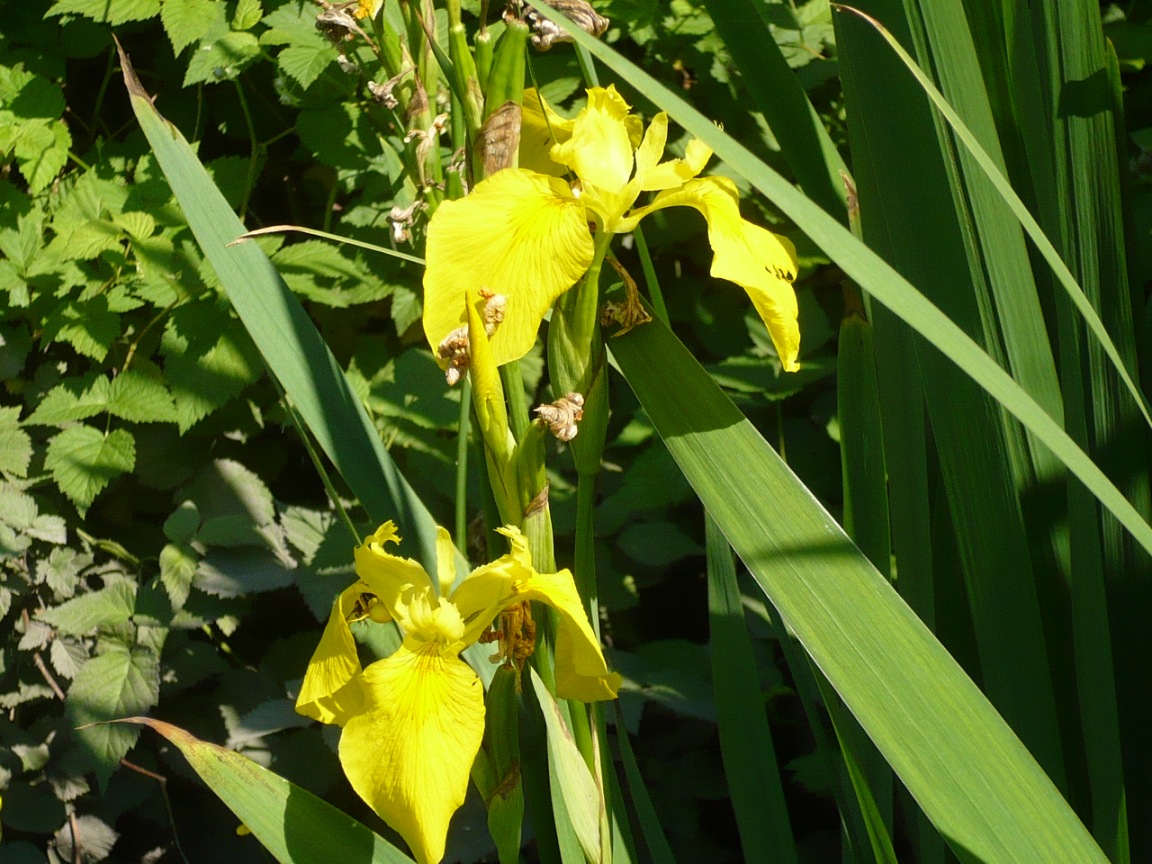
534, 392, 585, 442
476, 101, 523, 176
525, 0, 609, 51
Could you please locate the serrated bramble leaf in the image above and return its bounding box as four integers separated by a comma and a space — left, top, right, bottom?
0, 483, 38, 530
296, 103, 371, 169
161, 0, 223, 54
0, 406, 32, 477
260, 1, 322, 45
273, 240, 393, 306
276, 43, 337, 89
47, 0, 159, 23
36, 546, 92, 598
45, 426, 136, 513
42, 297, 120, 362
55, 219, 125, 260
159, 542, 197, 611
184, 458, 276, 525
28, 513, 68, 544
195, 548, 295, 597
163, 501, 201, 543
232, 0, 262, 30
68, 645, 160, 788
107, 370, 179, 424
50, 638, 90, 680
184, 31, 261, 86
38, 580, 137, 635
112, 211, 156, 241
26, 377, 111, 425
163, 316, 261, 431
14, 120, 71, 194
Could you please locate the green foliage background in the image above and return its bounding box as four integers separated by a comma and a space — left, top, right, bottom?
1, 0, 1150, 862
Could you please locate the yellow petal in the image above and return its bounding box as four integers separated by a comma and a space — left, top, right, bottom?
354, 522, 435, 616
451, 533, 537, 645
517, 570, 621, 702
551, 86, 637, 195
423, 169, 595, 366
639, 130, 713, 192
434, 526, 458, 596
520, 88, 573, 177
619, 176, 800, 371
295, 585, 366, 725
340, 643, 486, 864
633, 112, 668, 179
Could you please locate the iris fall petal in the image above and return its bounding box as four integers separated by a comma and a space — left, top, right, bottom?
423, 169, 594, 367
339, 643, 485, 864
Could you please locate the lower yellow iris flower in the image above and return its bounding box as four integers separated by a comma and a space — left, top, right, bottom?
423, 84, 801, 372
295, 521, 620, 864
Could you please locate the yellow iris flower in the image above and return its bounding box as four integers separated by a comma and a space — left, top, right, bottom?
423, 85, 801, 372
295, 521, 620, 864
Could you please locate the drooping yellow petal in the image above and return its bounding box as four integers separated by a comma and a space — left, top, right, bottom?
520, 88, 574, 177
550, 86, 637, 196
295, 585, 366, 725
354, 522, 435, 617
619, 176, 800, 371
423, 169, 595, 367
516, 570, 621, 702
339, 643, 486, 864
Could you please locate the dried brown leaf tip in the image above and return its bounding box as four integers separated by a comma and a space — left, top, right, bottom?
600, 256, 652, 335
526, 0, 609, 51
534, 392, 584, 442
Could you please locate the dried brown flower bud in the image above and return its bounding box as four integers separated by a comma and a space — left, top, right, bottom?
525, 0, 609, 51
534, 392, 585, 442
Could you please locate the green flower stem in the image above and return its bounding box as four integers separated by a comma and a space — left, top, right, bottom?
454, 377, 472, 554
575, 471, 600, 638
633, 225, 669, 325
501, 361, 531, 440
445, 0, 484, 138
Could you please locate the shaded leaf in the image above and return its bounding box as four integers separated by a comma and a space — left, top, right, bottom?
45, 426, 135, 513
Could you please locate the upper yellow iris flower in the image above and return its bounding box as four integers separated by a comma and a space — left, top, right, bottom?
423, 85, 801, 372
295, 521, 620, 864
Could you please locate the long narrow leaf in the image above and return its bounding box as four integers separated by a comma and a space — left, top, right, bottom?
609, 312, 1108, 863
526, 3, 1152, 562
122, 718, 414, 864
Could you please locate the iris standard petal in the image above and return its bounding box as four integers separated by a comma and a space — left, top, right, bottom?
295, 585, 366, 725
551, 86, 636, 195
520, 88, 573, 177
354, 523, 434, 617
516, 570, 621, 702
423, 168, 595, 367
339, 642, 486, 864
618, 176, 800, 371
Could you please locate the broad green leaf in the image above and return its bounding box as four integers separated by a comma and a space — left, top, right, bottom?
42, 296, 120, 362
119, 717, 416, 864
232, 0, 262, 30
38, 580, 136, 635
610, 312, 1108, 863
45, 426, 136, 513
47, 0, 159, 24
13, 120, 71, 194
160, 0, 222, 53
276, 44, 337, 89
107, 369, 179, 423
68, 645, 160, 787
159, 543, 197, 611
183, 31, 261, 86
26, 377, 111, 425
0, 407, 32, 477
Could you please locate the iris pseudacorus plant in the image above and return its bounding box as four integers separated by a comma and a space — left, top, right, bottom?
295, 521, 621, 864
423, 85, 801, 371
